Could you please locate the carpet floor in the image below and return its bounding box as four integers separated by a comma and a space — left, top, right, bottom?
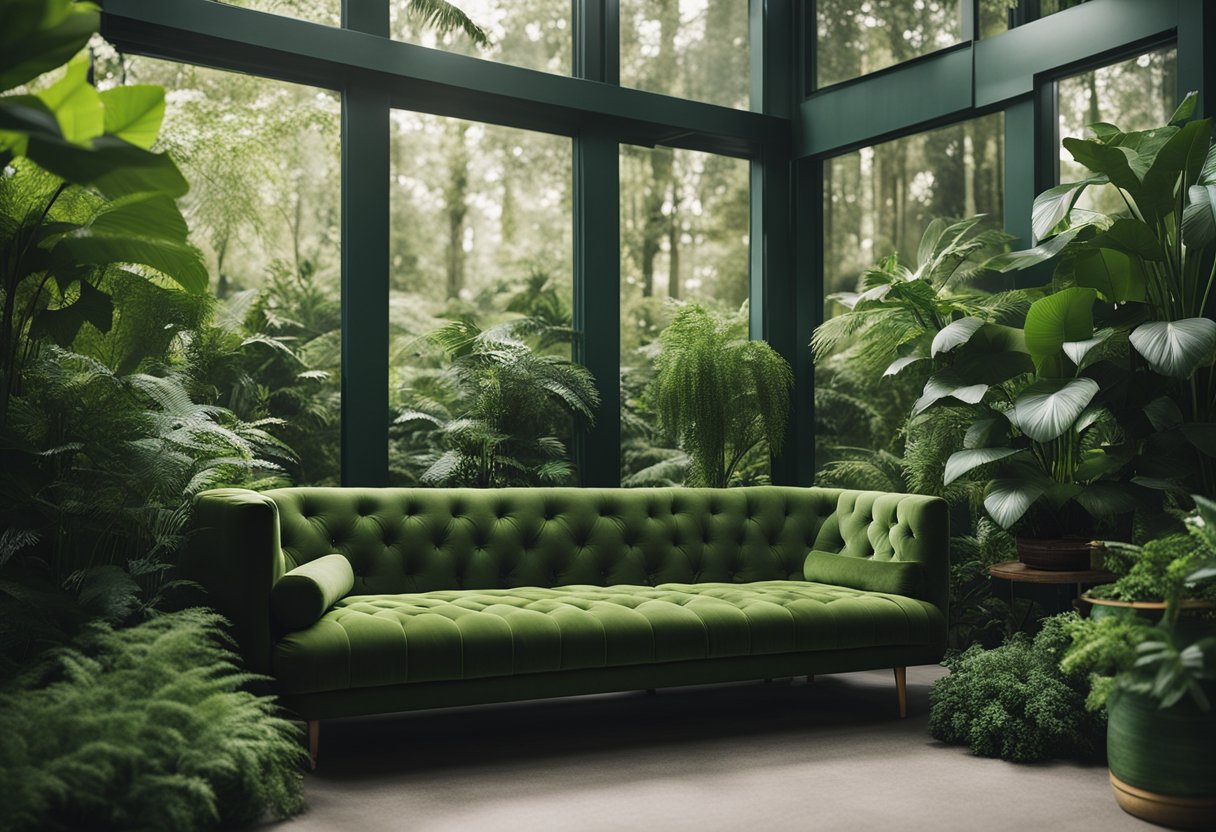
271, 664, 1153, 832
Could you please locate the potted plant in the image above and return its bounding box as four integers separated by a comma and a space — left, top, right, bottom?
1062, 496, 1216, 829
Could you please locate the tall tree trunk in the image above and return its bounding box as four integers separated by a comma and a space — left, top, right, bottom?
1086, 72, 1101, 127
444, 122, 471, 300
667, 205, 681, 299
963, 121, 977, 219
641, 146, 674, 298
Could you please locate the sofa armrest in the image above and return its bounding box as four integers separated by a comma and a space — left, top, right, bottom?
887, 493, 950, 618
179, 488, 284, 675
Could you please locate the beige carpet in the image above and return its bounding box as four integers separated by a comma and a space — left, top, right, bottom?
271, 665, 1153, 832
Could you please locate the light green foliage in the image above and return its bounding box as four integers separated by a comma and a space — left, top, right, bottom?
1060, 614, 1153, 711
929, 614, 1106, 762
395, 317, 599, 487
0, 609, 305, 832
648, 303, 792, 488
1093, 534, 1216, 604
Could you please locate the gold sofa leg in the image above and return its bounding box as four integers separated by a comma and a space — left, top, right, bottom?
894, 667, 907, 719
308, 720, 319, 770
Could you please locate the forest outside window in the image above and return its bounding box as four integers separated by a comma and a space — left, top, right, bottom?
1057, 46, 1178, 214
620, 145, 750, 486
387, 113, 576, 487
391, 0, 571, 76
118, 55, 344, 486
814, 0, 960, 90
620, 0, 750, 110
217, 0, 340, 27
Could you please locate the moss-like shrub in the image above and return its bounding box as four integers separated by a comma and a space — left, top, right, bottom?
928, 614, 1105, 762
0, 610, 305, 832
1091, 533, 1216, 604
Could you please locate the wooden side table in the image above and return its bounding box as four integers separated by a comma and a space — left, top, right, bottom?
988, 560, 1117, 622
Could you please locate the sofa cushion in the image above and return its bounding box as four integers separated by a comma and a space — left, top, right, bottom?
272, 580, 944, 695
802, 550, 922, 598
271, 554, 355, 631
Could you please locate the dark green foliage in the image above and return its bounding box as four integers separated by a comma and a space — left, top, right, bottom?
648, 302, 792, 488
929, 613, 1106, 762
947, 520, 1023, 651
1092, 534, 1216, 604
0, 609, 305, 832
395, 318, 599, 487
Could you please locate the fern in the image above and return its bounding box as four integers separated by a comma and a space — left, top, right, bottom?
0, 610, 305, 832
406, 0, 490, 47
647, 302, 792, 488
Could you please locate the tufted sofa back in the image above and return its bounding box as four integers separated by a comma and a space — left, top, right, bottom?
267, 486, 948, 612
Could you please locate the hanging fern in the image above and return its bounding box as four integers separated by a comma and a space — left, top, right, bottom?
0, 609, 305, 832
647, 303, 793, 488
406, 0, 491, 47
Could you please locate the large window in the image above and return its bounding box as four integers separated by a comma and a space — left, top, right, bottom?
823, 114, 1005, 299
620, 0, 750, 109
218, 0, 339, 27
387, 114, 573, 485
392, 0, 570, 76
619, 145, 750, 485
119, 56, 344, 485
815, 0, 960, 90
1057, 46, 1178, 214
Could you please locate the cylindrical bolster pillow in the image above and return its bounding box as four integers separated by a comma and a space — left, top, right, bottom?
271, 554, 355, 631
803, 550, 922, 598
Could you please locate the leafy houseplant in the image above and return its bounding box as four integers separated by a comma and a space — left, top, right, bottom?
928, 613, 1106, 762
1062, 496, 1216, 828
649, 302, 793, 488
395, 317, 600, 487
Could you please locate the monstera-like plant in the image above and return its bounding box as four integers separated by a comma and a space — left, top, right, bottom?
927, 287, 1141, 568
990, 91, 1216, 498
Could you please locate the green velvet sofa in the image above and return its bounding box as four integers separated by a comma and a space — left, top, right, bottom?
183, 486, 949, 765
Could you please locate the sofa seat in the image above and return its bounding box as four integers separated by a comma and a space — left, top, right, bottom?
273, 580, 944, 695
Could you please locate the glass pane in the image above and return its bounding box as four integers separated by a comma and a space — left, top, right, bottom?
119, 57, 343, 485
388, 114, 574, 486
1058, 47, 1178, 214
620, 0, 750, 109
824, 114, 1005, 299
391, 0, 570, 76
620, 146, 751, 485
815, 0, 960, 90
217, 0, 340, 27
978, 0, 1013, 39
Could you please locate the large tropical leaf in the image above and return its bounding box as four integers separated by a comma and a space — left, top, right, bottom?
912, 372, 989, 415
0, 0, 99, 93
1032, 176, 1106, 240
35, 51, 102, 144
1069, 247, 1145, 303
1062, 328, 1113, 369
984, 475, 1051, 529
1143, 396, 1184, 432
99, 85, 165, 150
1010, 377, 1101, 443
1129, 318, 1216, 378
1181, 184, 1216, 250
930, 316, 985, 357
1089, 219, 1165, 262
883, 355, 925, 377
1023, 287, 1096, 364
963, 417, 1008, 450
1139, 118, 1212, 221
1063, 138, 1146, 192
988, 224, 1085, 272
943, 447, 1021, 486
52, 236, 208, 294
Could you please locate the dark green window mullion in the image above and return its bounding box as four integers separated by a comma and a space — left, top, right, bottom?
784, 158, 823, 484
572, 1, 621, 486
339, 0, 391, 486
1177, 0, 1215, 119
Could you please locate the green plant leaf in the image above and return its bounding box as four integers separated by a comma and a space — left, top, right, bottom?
912, 372, 989, 415
1181, 184, 1216, 250
1023, 287, 1096, 364
1129, 318, 1216, 378
99, 85, 165, 150
883, 355, 925, 377
1200, 144, 1216, 185
988, 225, 1084, 272
35, 51, 103, 144
1074, 483, 1140, 518
0, 0, 99, 93
1063, 327, 1113, 369
931, 316, 985, 357
0, 96, 62, 155
1140, 118, 1212, 220
1169, 91, 1199, 125
944, 447, 1021, 486
25, 134, 189, 199
1179, 423, 1216, 457
88, 193, 189, 243
1070, 247, 1145, 304
984, 475, 1050, 529
1032, 177, 1107, 241
1010, 377, 1101, 443
52, 237, 208, 294
1089, 219, 1165, 261
963, 417, 1008, 450
28, 279, 113, 346
1143, 396, 1184, 432
1063, 138, 1146, 192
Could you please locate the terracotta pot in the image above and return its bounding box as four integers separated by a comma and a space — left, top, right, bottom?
1107, 687, 1216, 829
1015, 537, 1092, 571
